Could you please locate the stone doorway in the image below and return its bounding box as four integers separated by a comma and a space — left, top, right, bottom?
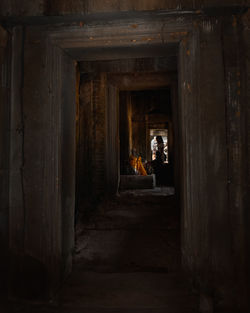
8, 12, 236, 307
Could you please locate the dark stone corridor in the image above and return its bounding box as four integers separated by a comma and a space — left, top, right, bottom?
5, 192, 200, 313
0, 2, 250, 313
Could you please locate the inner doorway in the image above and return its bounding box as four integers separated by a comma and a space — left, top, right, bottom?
119, 87, 175, 191
71, 67, 198, 310
7, 13, 213, 309
70, 37, 198, 308
150, 129, 168, 163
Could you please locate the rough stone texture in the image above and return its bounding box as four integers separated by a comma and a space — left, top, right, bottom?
93, 73, 107, 195
242, 7, 250, 305
222, 15, 249, 309
0, 25, 9, 290
108, 73, 177, 91
0, 0, 44, 17
80, 57, 178, 73
179, 16, 250, 311
9, 32, 58, 299
77, 74, 94, 204
0, 8, 248, 312
77, 71, 115, 200
180, 17, 226, 308
60, 53, 76, 279
8, 27, 77, 299
119, 91, 131, 169
106, 83, 120, 194
243, 11, 250, 187
67, 194, 198, 312
119, 175, 155, 190
75, 195, 181, 271
0, 0, 247, 17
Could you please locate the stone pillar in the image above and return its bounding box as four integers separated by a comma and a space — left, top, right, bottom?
0, 25, 10, 291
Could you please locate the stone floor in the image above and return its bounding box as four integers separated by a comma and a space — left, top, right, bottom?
3, 191, 199, 313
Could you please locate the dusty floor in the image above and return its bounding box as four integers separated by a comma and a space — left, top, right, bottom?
4, 190, 199, 313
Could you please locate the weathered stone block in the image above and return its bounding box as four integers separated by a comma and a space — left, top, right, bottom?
120, 174, 155, 190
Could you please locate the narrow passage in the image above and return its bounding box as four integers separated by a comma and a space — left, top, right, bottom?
7, 191, 199, 313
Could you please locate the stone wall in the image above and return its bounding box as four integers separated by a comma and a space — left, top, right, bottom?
78, 61, 178, 198
0, 0, 247, 17
0, 4, 249, 309
7, 26, 77, 299
0, 25, 10, 290
242, 7, 250, 304
179, 15, 250, 311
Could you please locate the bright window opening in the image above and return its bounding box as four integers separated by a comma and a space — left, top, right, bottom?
150, 129, 168, 163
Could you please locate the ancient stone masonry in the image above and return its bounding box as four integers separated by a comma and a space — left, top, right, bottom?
0, 1, 249, 312
221, 14, 250, 307
0, 0, 249, 17
179, 14, 250, 310
0, 25, 10, 291
92, 74, 107, 195
242, 6, 250, 304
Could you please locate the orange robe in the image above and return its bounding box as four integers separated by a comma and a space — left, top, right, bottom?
129, 155, 147, 176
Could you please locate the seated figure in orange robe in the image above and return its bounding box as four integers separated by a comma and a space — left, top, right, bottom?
129, 150, 147, 176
